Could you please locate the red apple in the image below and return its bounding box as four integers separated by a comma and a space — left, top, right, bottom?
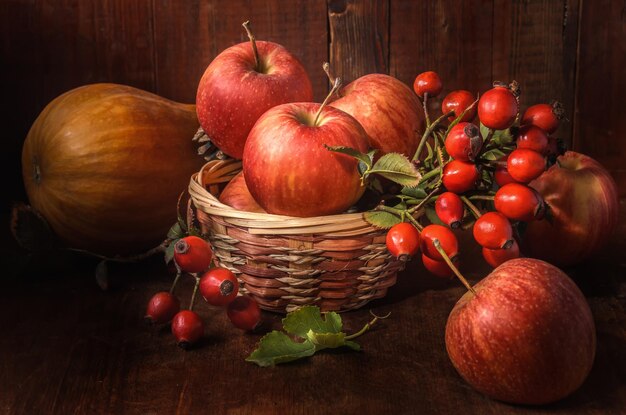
218, 172, 266, 213
445, 258, 596, 405
243, 102, 369, 217
196, 28, 313, 159
522, 151, 619, 266
328, 74, 424, 158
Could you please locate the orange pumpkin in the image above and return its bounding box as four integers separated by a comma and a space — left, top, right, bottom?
21, 83, 204, 256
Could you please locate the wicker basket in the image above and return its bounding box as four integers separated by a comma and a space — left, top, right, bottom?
187, 159, 407, 313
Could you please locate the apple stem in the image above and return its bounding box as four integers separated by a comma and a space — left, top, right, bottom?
242, 20, 261, 71
432, 239, 476, 295
412, 111, 454, 162
460, 195, 483, 219
314, 77, 342, 127
322, 62, 342, 98
189, 275, 200, 311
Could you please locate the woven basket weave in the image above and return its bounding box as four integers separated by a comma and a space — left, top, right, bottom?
187, 159, 406, 313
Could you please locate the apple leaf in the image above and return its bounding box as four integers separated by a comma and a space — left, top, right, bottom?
246, 306, 381, 367
283, 306, 342, 337
325, 145, 374, 169
368, 153, 421, 187
246, 331, 317, 367
363, 210, 403, 229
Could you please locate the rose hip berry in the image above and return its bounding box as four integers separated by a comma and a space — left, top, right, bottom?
507, 148, 547, 183
171, 310, 204, 349
478, 85, 519, 130
227, 295, 262, 331
445, 122, 482, 162
472, 211, 514, 249
199, 267, 239, 307
494, 155, 518, 187
435, 192, 465, 229
442, 160, 480, 194
422, 253, 459, 279
516, 125, 549, 155
494, 183, 546, 222
413, 71, 443, 98
442, 90, 476, 122
482, 240, 520, 268
174, 236, 213, 273
145, 292, 180, 325
420, 224, 459, 261
386, 222, 421, 261
521, 102, 564, 134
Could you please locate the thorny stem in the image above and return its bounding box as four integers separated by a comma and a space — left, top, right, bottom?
189, 275, 200, 311
314, 77, 342, 126
468, 195, 495, 202
432, 239, 476, 295
460, 195, 483, 219
482, 128, 496, 149
421, 93, 431, 127
413, 111, 454, 162
418, 166, 442, 185
345, 311, 391, 340
408, 186, 441, 214
242, 21, 260, 71
169, 265, 182, 295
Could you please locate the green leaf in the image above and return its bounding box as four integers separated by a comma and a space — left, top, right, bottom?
306, 330, 347, 348
425, 205, 444, 226
246, 331, 316, 367
283, 306, 342, 338
363, 210, 403, 229
479, 123, 514, 146
481, 148, 506, 161
424, 141, 434, 163
325, 145, 374, 169
401, 185, 428, 199
368, 153, 421, 187
167, 222, 185, 240
164, 239, 178, 264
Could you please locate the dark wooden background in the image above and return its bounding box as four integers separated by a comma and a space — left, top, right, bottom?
1, 1, 625, 414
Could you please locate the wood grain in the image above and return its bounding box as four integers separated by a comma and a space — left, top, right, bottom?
152, 0, 328, 103
0, 246, 624, 414
573, 0, 626, 196
327, 0, 389, 84
389, 1, 494, 113
492, 0, 580, 149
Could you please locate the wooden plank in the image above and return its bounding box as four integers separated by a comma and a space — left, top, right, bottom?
389, 1, 493, 112
327, 0, 389, 84
492, 0, 580, 148
573, 0, 626, 196
152, 0, 328, 103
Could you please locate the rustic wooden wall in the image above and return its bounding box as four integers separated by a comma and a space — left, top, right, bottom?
2, 0, 625, 214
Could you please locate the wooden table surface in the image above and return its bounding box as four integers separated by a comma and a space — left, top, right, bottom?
1, 204, 625, 415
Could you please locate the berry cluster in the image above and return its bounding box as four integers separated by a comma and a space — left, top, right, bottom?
145, 236, 261, 349
385, 72, 565, 276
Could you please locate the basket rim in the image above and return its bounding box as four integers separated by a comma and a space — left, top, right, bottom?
188, 159, 379, 236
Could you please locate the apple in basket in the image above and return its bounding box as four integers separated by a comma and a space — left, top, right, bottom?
196, 21, 313, 159
325, 65, 424, 158
219, 171, 266, 213
243, 80, 369, 217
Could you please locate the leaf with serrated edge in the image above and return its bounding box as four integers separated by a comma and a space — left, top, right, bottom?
324, 145, 373, 168
246, 331, 316, 367
364, 210, 403, 229
282, 306, 342, 338
369, 153, 421, 187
